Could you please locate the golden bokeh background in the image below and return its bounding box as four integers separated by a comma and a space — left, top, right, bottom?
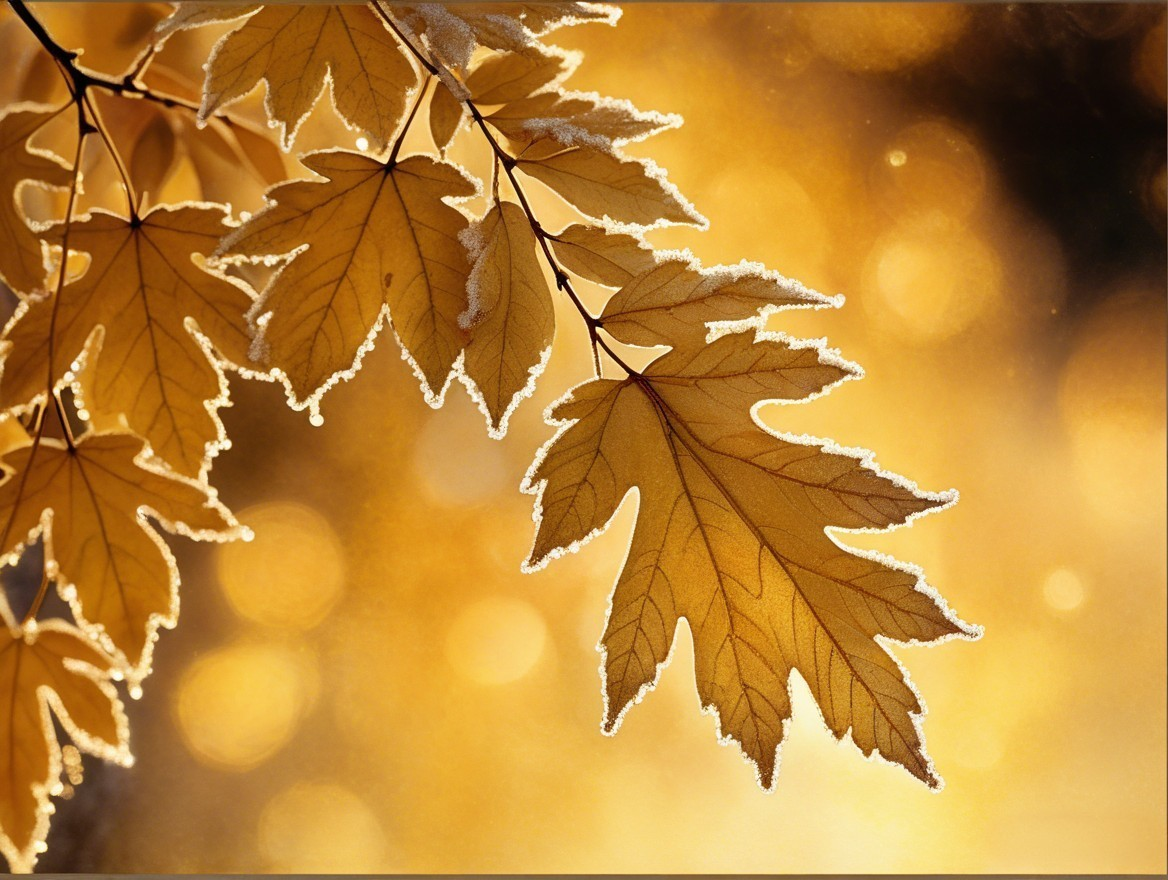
4, 2, 1163, 873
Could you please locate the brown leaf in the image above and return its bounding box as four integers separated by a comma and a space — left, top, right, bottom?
515, 143, 704, 227
549, 223, 656, 288
600, 259, 840, 348
0, 205, 255, 478
461, 201, 555, 436
523, 331, 976, 789
488, 91, 679, 149
0, 106, 72, 296
0, 432, 239, 681
193, 5, 419, 150
429, 80, 466, 154
220, 150, 477, 418
0, 601, 131, 874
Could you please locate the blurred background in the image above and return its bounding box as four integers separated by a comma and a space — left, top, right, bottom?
1, 2, 1164, 873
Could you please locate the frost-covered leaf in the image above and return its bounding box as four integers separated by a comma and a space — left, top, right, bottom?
523, 331, 976, 789
600, 259, 839, 348
549, 223, 656, 288
429, 79, 466, 153
154, 2, 259, 39
488, 91, 680, 149
461, 201, 554, 437
0, 601, 132, 874
465, 47, 572, 104
220, 150, 477, 417
0, 106, 71, 296
0, 433, 239, 682
192, 5, 419, 150
395, 3, 618, 71
516, 143, 703, 227
0, 205, 255, 478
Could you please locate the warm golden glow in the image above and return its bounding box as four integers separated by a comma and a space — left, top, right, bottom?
174, 641, 318, 770
258, 782, 389, 872
445, 597, 548, 685
217, 502, 345, 630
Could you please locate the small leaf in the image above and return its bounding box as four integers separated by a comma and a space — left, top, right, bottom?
0, 603, 132, 874
549, 223, 656, 287
220, 150, 477, 416
0, 432, 239, 681
128, 112, 178, 208
461, 201, 555, 437
600, 259, 839, 348
488, 92, 679, 148
466, 47, 571, 104
195, 5, 419, 150
516, 143, 704, 227
429, 80, 466, 153
0, 106, 72, 296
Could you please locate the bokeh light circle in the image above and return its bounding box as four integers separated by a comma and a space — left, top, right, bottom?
445, 597, 548, 685
258, 782, 389, 872
217, 502, 345, 630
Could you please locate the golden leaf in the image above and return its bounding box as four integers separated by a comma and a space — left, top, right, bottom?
515, 143, 704, 227
549, 223, 656, 288
0, 600, 131, 874
488, 92, 679, 149
220, 150, 477, 417
193, 5, 418, 150
523, 329, 977, 788
0, 205, 255, 478
465, 47, 571, 105
0, 106, 71, 296
600, 259, 840, 348
428, 80, 465, 154
461, 201, 555, 436
0, 433, 240, 681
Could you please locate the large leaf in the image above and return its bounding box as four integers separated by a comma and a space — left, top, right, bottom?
523, 329, 977, 788
0, 433, 240, 681
0, 601, 131, 874
0, 205, 255, 478
219, 150, 477, 417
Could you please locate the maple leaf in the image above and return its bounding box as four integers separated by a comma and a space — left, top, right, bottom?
219, 150, 477, 418
0, 432, 240, 682
523, 328, 978, 788
487, 91, 680, 150
171, 4, 419, 150
428, 80, 466, 153
515, 142, 705, 228
0, 599, 131, 874
464, 47, 573, 105
0, 205, 255, 478
461, 200, 555, 437
0, 105, 71, 296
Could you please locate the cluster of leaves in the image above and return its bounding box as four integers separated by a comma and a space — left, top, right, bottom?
0, 1, 977, 871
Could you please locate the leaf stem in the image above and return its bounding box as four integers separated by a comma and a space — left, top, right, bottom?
387, 73, 432, 166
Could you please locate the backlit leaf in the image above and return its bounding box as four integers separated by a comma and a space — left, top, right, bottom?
465, 47, 571, 105
0, 601, 132, 874
219, 150, 477, 417
461, 200, 555, 437
524, 330, 976, 789
0, 433, 240, 681
0, 205, 256, 478
549, 223, 656, 288
429, 79, 466, 153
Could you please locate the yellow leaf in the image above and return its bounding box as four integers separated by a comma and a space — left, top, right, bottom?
220, 150, 477, 417
516, 143, 704, 227
600, 259, 840, 348
465, 47, 571, 105
0, 106, 71, 296
0, 433, 240, 682
0, 601, 131, 874
127, 112, 178, 210
549, 223, 656, 288
195, 5, 418, 150
0, 205, 255, 478
462, 201, 555, 436
428, 80, 465, 154
523, 331, 976, 789
154, 1, 259, 39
